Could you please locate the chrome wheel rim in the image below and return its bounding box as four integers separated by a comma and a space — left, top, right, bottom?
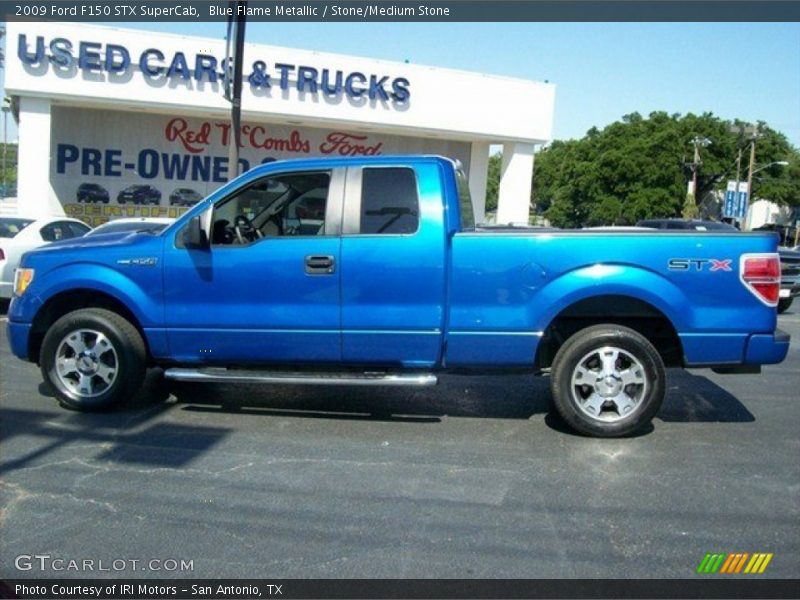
570, 345, 647, 423
55, 329, 119, 398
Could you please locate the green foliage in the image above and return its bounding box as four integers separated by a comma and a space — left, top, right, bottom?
485, 153, 501, 213
531, 112, 800, 228
0, 143, 17, 194
682, 193, 699, 219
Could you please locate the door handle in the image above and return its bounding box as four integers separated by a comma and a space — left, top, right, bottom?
305, 254, 335, 275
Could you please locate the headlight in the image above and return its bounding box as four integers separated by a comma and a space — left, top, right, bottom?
13, 268, 34, 296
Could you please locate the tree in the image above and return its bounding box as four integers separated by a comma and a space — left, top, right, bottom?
528, 112, 800, 228
485, 152, 502, 213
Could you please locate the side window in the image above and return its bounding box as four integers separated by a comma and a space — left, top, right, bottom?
40, 223, 73, 242
360, 168, 419, 235
39, 224, 56, 242
66, 221, 91, 238
210, 171, 331, 246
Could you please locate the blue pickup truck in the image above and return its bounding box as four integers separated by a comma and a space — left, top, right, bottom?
6, 156, 790, 436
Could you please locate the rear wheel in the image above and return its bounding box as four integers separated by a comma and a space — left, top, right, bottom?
778, 298, 793, 314
40, 308, 147, 411
550, 324, 665, 437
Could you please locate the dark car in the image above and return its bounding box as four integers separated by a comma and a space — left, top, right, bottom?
775, 247, 800, 314
636, 218, 738, 232
169, 187, 203, 207
76, 183, 110, 204
117, 185, 161, 205
637, 218, 798, 313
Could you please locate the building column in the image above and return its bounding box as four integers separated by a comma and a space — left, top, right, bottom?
17, 97, 60, 218
496, 142, 535, 225
468, 141, 490, 223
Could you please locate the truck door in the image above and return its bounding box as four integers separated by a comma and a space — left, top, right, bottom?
340, 162, 447, 367
162, 168, 345, 364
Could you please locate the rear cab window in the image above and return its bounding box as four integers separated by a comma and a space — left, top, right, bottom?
359, 168, 419, 235
455, 167, 475, 229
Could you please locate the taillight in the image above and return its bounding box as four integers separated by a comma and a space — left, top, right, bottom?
740, 253, 781, 306
0, 247, 4, 260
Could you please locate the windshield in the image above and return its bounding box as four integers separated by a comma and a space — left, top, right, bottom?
0, 218, 35, 238
87, 221, 169, 236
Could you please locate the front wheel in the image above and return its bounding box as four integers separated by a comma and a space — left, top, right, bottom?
778, 298, 793, 314
550, 324, 665, 437
40, 308, 147, 411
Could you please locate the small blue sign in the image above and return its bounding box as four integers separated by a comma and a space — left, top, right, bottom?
736, 182, 749, 220
723, 181, 737, 218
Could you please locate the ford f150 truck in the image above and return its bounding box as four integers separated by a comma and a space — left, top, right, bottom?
6, 156, 790, 437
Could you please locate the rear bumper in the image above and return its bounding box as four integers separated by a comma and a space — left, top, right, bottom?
6, 320, 32, 361
744, 329, 790, 365
682, 329, 790, 369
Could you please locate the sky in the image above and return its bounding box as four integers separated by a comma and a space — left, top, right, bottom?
1, 21, 799, 147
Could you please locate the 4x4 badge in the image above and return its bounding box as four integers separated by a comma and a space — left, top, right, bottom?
117, 257, 158, 267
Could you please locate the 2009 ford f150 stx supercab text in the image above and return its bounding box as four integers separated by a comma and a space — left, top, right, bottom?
6, 156, 790, 436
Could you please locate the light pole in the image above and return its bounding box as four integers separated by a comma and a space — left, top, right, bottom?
742, 160, 789, 230
748, 161, 789, 178
690, 136, 712, 200
1, 103, 9, 198
224, 1, 248, 180
685, 136, 711, 218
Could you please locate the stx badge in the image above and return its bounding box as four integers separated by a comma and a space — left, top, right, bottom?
668, 258, 732, 272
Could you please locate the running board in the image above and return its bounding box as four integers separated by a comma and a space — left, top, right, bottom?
163, 367, 438, 387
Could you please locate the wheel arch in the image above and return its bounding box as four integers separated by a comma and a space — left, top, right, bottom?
535, 294, 684, 369
28, 289, 150, 363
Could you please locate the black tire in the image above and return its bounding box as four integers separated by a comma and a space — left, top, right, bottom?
40, 308, 147, 411
550, 324, 665, 437
778, 298, 793, 314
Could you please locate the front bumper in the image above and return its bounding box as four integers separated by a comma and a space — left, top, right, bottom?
743, 329, 790, 365
6, 320, 32, 361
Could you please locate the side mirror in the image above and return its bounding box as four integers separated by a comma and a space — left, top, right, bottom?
182, 215, 208, 249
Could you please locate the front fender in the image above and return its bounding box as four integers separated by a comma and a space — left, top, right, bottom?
531, 263, 691, 332
10, 262, 163, 328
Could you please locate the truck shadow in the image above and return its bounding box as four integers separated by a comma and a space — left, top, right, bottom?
0, 370, 230, 474
172, 368, 754, 427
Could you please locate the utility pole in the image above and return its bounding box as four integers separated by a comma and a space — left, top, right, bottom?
744, 132, 758, 230
730, 123, 760, 230
691, 142, 701, 201
225, 0, 247, 180
734, 147, 742, 191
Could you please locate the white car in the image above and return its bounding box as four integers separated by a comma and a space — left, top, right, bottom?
85, 217, 174, 237
0, 216, 92, 299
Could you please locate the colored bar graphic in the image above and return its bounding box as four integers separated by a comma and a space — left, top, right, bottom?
734, 553, 749, 573
702, 552, 773, 575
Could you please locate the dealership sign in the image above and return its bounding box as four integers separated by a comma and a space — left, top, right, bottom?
17, 34, 411, 103
51, 107, 469, 226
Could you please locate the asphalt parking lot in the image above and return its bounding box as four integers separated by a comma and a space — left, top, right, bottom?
1, 305, 798, 579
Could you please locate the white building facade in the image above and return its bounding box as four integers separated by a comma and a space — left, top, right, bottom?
4, 22, 555, 226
